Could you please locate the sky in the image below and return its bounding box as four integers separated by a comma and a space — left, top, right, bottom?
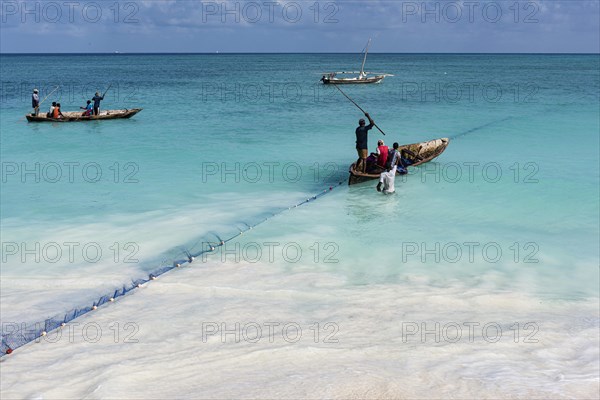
0, 0, 599, 53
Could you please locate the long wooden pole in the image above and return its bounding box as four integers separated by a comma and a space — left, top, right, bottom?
333, 84, 386, 136
101, 83, 112, 98
39, 86, 60, 107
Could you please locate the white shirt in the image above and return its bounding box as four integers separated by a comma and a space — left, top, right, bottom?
380, 165, 397, 194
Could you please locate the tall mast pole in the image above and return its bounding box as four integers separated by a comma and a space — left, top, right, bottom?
360, 38, 371, 78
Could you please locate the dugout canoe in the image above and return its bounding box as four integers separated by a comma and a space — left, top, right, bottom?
26, 108, 142, 122
348, 138, 450, 185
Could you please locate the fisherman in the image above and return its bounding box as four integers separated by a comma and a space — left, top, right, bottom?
47, 101, 57, 118
355, 112, 375, 173
80, 100, 93, 116
91, 91, 104, 115
376, 144, 426, 193
378, 166, 396, 194
53, 103, 64, 119
377, 142, 400, 194
31, 89, 40, 116
375, 139, 388, 168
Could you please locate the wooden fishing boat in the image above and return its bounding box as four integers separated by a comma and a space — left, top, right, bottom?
348, 138, 450, 185
321, 39, 392, 85
26, 108, 142, 122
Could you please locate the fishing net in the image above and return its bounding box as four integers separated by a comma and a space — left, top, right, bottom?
0, 181, 344, 357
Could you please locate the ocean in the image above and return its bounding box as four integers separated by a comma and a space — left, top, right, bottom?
1, 53, 599, 398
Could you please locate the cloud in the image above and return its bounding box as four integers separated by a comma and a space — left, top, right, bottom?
0, 0, 598, 53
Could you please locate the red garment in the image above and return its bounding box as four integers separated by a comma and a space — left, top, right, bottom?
377, 145, 389, 167
53, 107, 60, 118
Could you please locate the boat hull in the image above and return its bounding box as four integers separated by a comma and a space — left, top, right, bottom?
26, 108, 142, 122
348, 138, 450, 185
322, 75, 385, 84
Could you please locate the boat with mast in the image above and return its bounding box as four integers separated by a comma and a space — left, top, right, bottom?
321, 39, 392, 84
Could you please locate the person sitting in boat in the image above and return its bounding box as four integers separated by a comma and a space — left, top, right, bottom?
355, 113, 375, 173
31, 89, 40, 116
47, 102, 56, 118
52, 103, 64, 119
92, 92, 104, 115
80, 100, 93, 116
377, 142, 400, 193
365, 152, 378, 170
375, 139, 388, 168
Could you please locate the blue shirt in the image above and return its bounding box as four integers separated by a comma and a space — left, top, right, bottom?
92, 95, 104, 108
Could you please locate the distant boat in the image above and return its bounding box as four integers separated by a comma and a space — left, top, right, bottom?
321, 39, 393, 85
26, 108, 142, 122
348, 138, 450, 185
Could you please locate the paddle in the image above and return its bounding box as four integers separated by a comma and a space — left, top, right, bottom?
332, 84, 386, 136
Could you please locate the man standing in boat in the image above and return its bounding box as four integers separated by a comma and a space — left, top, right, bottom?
31, 89, 40, 116
355, 113, 375, 173
92, 91, 104, 116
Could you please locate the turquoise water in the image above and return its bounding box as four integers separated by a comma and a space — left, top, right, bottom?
1, 53, 599, 398
1, 53, 599, 333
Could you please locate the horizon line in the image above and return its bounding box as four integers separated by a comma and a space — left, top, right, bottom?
1, 52, 599, 56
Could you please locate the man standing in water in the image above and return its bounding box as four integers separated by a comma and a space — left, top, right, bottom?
376, 144, 424, 194
378, 167, 396, 194
377, 142, 400, 194
92, 91, 104, 115
31, 89, 39, 116
355, 113, 375, 173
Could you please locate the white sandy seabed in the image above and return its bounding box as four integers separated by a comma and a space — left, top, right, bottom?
1, 257, 599, 400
